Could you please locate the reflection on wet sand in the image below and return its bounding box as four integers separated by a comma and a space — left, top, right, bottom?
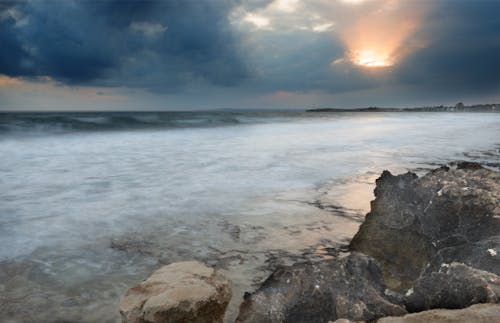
0, 178, 369, 323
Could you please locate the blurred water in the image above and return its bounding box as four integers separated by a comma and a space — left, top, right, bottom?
0, 111, 499, 322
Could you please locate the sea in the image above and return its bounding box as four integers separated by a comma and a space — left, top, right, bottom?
0, 111, 499, 322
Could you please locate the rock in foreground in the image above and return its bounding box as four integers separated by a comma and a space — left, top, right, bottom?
120, 261, 231, 323
378, 303, 500, 323
405, 262, 500, 312
236, 162, 499, 322
350, 162, 500, 291
236, 253, 407, 323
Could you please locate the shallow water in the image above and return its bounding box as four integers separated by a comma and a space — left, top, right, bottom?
0, 111, 499, 322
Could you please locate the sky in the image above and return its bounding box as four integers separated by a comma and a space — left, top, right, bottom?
0, 0, 499, 111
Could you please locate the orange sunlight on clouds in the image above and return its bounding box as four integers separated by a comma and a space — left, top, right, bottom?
338, 0, 430, 68
0, 75, 24, 86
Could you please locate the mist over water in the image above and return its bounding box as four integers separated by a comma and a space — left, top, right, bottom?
0, 111, 499, 322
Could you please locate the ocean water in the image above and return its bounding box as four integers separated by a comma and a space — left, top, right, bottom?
0, 111, 499, 322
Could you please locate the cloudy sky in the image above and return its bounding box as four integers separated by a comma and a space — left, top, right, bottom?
0, 0, 499, 111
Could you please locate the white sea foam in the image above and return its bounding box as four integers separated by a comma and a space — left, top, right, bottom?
0, 111, 498, 321
1, 112, 499, 258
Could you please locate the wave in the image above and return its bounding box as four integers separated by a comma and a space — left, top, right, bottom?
0, 111, 246, 136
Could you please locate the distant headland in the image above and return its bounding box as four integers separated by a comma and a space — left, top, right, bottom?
307, 102, 499, 113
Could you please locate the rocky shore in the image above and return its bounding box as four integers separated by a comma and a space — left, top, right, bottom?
306, 102, 500, 113
121, 162, 499, 322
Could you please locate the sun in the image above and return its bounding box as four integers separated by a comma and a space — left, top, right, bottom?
337, 1, 430, 70
351, 49, 393, 68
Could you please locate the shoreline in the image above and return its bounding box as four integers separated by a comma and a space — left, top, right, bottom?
306, 102, 499, 113
119, 159, 499, 322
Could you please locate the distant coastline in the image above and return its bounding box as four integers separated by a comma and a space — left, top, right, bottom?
307, 102, 499, 113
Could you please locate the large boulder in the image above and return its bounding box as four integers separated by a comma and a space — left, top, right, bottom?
350, 163, 500, 291
235, 253, 407, 323
378, 303, 500, 323
120, 261, 231, 323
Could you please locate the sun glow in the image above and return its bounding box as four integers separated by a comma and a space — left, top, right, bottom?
243, 13, 270, 28
337, 1, 429, 69
351, 49, 393, 67
342, 17, 417, 68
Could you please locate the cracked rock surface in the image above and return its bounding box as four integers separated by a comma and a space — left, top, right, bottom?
350, 162, 499, 291
235, 252, 407, 323
236, 162, 499, 322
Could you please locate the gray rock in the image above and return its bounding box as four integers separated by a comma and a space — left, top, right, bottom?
427, 236, 500, 276
235, 253, 407, 323
235, 163, 499, 322
404, 262, 500, 312
377, 303, 500, 323
350, 164, 500, 291
120, 261, 231, 323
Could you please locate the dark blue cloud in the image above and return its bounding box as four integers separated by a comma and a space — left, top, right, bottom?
0, 0, 498, 101
394, 0, 500, 96
0, 0, 249, 88
0, 1, 34, 77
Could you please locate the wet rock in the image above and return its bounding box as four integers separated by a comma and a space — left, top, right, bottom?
378, 303, 500, 323
404, 262, 500, 312
111, 235, 154, 256
235, 164, 499, 322
235, 253, 407, 323
454, 160, 484, 170
120, 261, 231, 323
350, 165, 500, 291
427, 236, 500, 277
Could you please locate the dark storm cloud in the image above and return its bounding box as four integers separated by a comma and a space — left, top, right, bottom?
394, 0, 500, 96
244, 0, 500, 97
0, 0, 33, 76
0, 0, 498, 100
235, 0, 500, 98
0, 0, 248, 88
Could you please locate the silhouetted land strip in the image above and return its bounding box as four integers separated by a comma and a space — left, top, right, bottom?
307, 102, 499, 113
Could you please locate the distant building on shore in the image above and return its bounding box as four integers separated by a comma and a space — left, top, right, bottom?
307, 102, 500, 113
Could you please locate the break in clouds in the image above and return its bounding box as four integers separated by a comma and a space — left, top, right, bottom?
0, 0, 499, 108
